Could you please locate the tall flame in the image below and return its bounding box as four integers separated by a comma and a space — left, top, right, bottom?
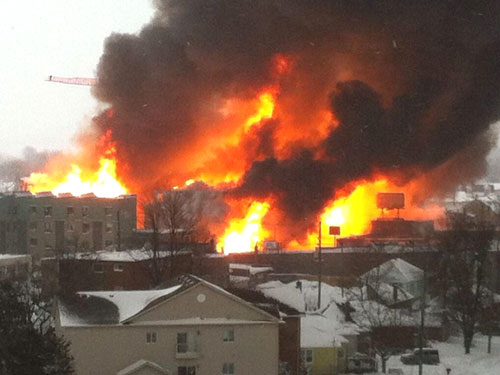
26, 131, 128, 198
219, 201, 270, 254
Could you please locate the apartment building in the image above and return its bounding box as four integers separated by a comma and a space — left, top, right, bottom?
0, 191, 136, 263
56, 276, 280, 375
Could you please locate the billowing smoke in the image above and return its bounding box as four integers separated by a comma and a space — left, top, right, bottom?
93, 0, 500, 240
0, 148, 58, 191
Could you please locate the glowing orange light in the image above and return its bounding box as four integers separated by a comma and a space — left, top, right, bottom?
26, 132, 128, 198
244, 92, 275, 130
219, 201, 270, 254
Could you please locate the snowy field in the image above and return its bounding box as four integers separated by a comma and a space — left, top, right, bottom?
385, 334, 500, 375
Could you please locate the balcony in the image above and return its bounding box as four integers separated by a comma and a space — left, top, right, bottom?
176, 342, 200, 359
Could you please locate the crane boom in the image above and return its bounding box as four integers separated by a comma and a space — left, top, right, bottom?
46, 75, 97, 86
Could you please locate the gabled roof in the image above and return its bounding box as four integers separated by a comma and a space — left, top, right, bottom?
362, 258, 423, 284
117, 360, 169, 375
58, 275, 279, 327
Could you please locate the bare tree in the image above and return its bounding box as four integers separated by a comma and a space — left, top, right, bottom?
437, 211, 495, 354
347, 269, 417, 373
143, 190, 207, 286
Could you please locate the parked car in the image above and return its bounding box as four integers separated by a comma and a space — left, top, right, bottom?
400, 348, 440, 365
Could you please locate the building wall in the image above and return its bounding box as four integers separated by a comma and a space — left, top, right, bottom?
305, 345, 347, 375
0, 193, 136, 263
280, 316, 301, 375
58, 284, 279, 375
0, 255, 31, 281
60, 323, 278, 375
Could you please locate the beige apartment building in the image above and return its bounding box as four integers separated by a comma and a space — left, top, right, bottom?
56, 276, 280, 375
0, 191, 136, 263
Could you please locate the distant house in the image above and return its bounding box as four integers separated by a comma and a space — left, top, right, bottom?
0, 254, 31, 281
257, 280, 360, 374
41, 248, 205, 295
56, 275, 280, 375
301, 303, 359, 375
229, 263, 273, 288
227, 288, 301, 375
361, 258, 424, 308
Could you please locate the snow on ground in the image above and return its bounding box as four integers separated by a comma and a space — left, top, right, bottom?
385, 334, 500, 375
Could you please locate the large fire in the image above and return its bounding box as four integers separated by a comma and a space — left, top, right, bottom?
26, 131, 128, 198
26, 52, 446, 254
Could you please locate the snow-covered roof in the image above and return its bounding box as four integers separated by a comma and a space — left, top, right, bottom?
64, 249, 172, 263
79, 286, 183, 322
0, 254, 30, 261
257, 279, 345, 312
229, 263, 273, 275
301, 303, 360, 348
59, 285, 182, 326
362, 258, 423, 284
117, 360, 168, 375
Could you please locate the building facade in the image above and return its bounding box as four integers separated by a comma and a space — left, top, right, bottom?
0, 192, 136, 263
57, 277, 280, 375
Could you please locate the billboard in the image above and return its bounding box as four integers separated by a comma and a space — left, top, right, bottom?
376, 193, 405, 209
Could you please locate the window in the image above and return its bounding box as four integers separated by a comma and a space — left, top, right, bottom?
222, 363, 234, 375
105, 240, 113, 247
223, 329, 234, 342
338, 349, 344, 358
177, 366, 196, 375
29, 222, 37, 231
301, 349, 313, 364
177, 332, 188, 353
44, 206, 52, 217
177, 332, 197, 354
82, 223, 90, 234
146, 332, 157, 343
105, 222, 113, 233
82, 206, 89, 217
8, 206, 17, 214
67, 207, 74, 215
93, 264, 104, 273
29, 238, 38, 246
113, 264, 123, 272
105, 207, 112, 216
30, 206, 37, 214
45, 245, 53, 252
44, 222, 52, 233
67, 222, 74, 232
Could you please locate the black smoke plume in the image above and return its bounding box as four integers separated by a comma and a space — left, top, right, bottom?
93, 0, 500, 239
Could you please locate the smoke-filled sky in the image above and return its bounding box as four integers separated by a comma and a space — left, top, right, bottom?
0, 0, 154, 158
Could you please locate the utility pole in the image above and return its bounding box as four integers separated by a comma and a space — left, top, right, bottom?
117, 209, 121, 252
419, 269, 426, 375
317, 221, 322, 310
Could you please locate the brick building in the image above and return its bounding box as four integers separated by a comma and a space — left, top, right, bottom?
0, 191, 136, 263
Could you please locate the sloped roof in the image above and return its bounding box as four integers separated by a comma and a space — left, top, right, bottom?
362, 258, 423, 284
117, 359, 169, 375
257, 279, 345, 312
58, 275, 280, 327
58, 285, 182, 326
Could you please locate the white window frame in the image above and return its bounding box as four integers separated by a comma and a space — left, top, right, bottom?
177, 366, 196, 375
223, 328, 234, 342
113, 264, 124, 272
146, 332, 157, 344
302, 349, 313, 364
222, 363, 235, 375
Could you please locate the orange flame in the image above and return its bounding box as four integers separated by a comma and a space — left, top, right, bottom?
219, 201, 271, 254
26, 131, 128, 198
244, 92, 275, 130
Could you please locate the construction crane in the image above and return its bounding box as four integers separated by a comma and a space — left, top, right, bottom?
46, 75, 97, 86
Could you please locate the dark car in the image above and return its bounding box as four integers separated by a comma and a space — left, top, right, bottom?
400, 348, 440, 365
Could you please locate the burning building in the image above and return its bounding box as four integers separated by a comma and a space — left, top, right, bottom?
0, 191, 136, 263
24, 1, 500, 253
